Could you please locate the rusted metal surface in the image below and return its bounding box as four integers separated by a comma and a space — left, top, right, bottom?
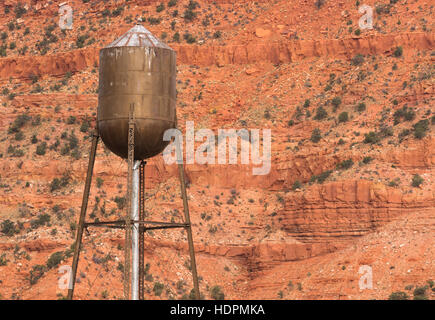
178, 163, 201, 299
98, 24, 176, 160
67, 130, 99, 300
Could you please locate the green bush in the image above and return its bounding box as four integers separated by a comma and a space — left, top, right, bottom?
8, 114, 31, 134
362, 156, 373, 164
314, 106, 328, 120
336, 159, 354, 170
331, 97, 342, 109
46, 251, 64, 269
338, 112, 349, 123
413, 286, 427, 299
411, 174, 424, 188
147, 17, 162, 25
0, 253, 8, 266
393, 46, 403, 57
36, 142, 47, 155
292, 180, 302, 191
388, 291, 409, 300
364, 131, 380, 144
50, 172, 71, 192
351, 54, 364, 66
413, 119, 429, 139
1, 219, 19, 236
156, 3, 165, 12
310, 170, 332, 184
172, 32, 180, 42
310, 128, 321, 143
111, 7, 123, 17
393, 106, 415, 124
30, 213, 51, 229
29, 265, 46, 285
210, 285, 225, 300
183, 32, 196, 44
114, 196, 126, 210
153, 282, 164, 296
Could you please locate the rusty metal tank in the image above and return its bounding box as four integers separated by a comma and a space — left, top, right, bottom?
98, 24, 177, 160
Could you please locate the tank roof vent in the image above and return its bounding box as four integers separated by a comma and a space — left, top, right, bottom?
105, 24, 171, 50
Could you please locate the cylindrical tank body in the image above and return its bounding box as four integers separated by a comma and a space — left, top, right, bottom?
98, 25, 177, 160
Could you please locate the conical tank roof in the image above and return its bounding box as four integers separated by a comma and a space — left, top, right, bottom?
105, 24, 172, 50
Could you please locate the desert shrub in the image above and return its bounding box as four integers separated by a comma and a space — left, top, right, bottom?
411, 174, 423, 188
393, 106, 415, 124
398, 129, 411, 140
413, 119, 429, 139
153, 282, 164, 296
331, 97, 342, 109
1, 219, 19, 236
66, 116, 76, 125
310, 170, 332, 184
35, 142, 47, 155
111, 7, 123, 17
351, 54, 364, 66
314, 106, 328, 120
147, 17, 161, 25
315, 0, 325, 9
46, 251, 64, 269
168, 0, 177, 7
14, 131, 24, 141
364, 131, 380, 144
213, 31, 222, 39
156, 3, 165, 12
310, 128, 321, 143
393, 46, 403, 57
29, 265, 46, 285
80, 119, 90, 133
30, 213, 51, 229
7, 145, 24, 157
362, 156, 373, 164
292, 180, 302, 191
76, 34, 89, 48
50, 172, 71, 192
96, 177, 103, 188
210, 285, 225, 300
14, 3, 27, 18
303, 99, 310, 108
0, 253, 8, 266
336, 159, 354, 170
183, 32, 196, 44
8, 114, 31, 134
413, 286, 428, 300
114, 196, 126, 210
172, 32, 180, 42
30, 134, 38, 144
388, 291, 409, 300
338, 112, 349, 123
183, 9, 197, 21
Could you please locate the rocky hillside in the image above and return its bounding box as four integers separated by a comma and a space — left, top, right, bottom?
0, 0, 433, 300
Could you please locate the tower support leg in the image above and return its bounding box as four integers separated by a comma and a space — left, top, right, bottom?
178, 163, 200, 299
124, 104, 135, 300
138, 161, 146, 300
67, 131, 99, 300
131, 160, 140, 300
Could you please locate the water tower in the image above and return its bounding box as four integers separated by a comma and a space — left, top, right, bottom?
66, 25, 200, 300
